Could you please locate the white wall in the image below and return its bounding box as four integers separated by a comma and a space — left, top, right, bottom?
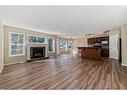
0, 21, 4, 73
121, 23, 127, 66
73, 37, 88, 54
109, 29, 120, 60
56, 36, 60, 55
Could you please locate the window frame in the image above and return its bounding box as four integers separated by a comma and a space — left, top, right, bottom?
9, 32, 25, 57
27, 34, 46, 44
67, 40, 73, 49
47, 37, 55, 53
59, 39, 68, 51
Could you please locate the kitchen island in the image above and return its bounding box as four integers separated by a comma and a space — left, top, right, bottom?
77, 47, 101, 60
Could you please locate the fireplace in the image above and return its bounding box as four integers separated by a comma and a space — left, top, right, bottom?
30, 47, 45, 59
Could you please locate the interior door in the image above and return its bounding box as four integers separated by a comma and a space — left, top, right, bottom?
109, 34, 119, 60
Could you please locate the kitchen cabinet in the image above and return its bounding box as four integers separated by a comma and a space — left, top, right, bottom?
101, 48, 109, 57
87, 36, 109, 44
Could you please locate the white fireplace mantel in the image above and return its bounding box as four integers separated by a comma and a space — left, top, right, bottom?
26, 44, 48, 60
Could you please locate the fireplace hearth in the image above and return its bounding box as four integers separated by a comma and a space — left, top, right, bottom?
30, 47, 45, 59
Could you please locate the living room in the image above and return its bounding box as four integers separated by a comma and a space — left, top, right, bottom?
0, 6, 127, 90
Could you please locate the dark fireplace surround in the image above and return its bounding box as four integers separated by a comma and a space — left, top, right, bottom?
30, 47, 45, 60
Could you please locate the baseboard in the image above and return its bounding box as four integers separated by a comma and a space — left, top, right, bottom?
121, 64, 127, 67
0, 64, 4, 74
4, 61, 26, 66
109, 58, 119, 60
27, 57, 49, 62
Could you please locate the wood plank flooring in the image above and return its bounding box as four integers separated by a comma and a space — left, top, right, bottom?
1, 54, 127, 89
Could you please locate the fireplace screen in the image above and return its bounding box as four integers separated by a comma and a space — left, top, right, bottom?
30, 47, 45, 59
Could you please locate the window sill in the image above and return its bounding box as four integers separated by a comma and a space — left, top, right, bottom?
9, 54, 25, 57
27, 43, 47, 45
48, 51, 55, 53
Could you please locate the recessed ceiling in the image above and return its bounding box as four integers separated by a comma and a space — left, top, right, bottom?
0, 6, 127, 37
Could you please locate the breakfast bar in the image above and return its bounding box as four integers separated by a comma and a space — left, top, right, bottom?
78, 47, 101, 60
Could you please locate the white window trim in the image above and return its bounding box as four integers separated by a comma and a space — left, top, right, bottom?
48, 37, 55, 53
9, 32, 25, 57
67, 40, 73, 49
27, 34, 47, 44
59, 39, 68, 51
27, 34, 46, 44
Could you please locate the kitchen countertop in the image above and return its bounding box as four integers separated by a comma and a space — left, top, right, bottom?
77, 47, 101, 49
77, 47, 101, 60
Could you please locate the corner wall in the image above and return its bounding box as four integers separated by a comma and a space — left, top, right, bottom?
109, 28, 120, 60
121, 23, 127, 66
0, 21, 4, 73
73, 37, 88, 54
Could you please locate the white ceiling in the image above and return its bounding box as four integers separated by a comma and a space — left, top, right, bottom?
0, 6, 127, 37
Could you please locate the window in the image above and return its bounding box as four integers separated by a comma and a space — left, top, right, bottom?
68, 40, 73, 49
48, 38, 55, 52
59, 39, 67, 50
28, 35, 46, 44
9, 32, 25, 56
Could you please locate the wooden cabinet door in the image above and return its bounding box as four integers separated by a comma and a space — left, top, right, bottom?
88, 38, 93, 44
88, 38, 91, 44
101, 48, 109, 57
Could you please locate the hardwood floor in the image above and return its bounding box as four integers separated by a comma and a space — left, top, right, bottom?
1, 54, 127, 89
